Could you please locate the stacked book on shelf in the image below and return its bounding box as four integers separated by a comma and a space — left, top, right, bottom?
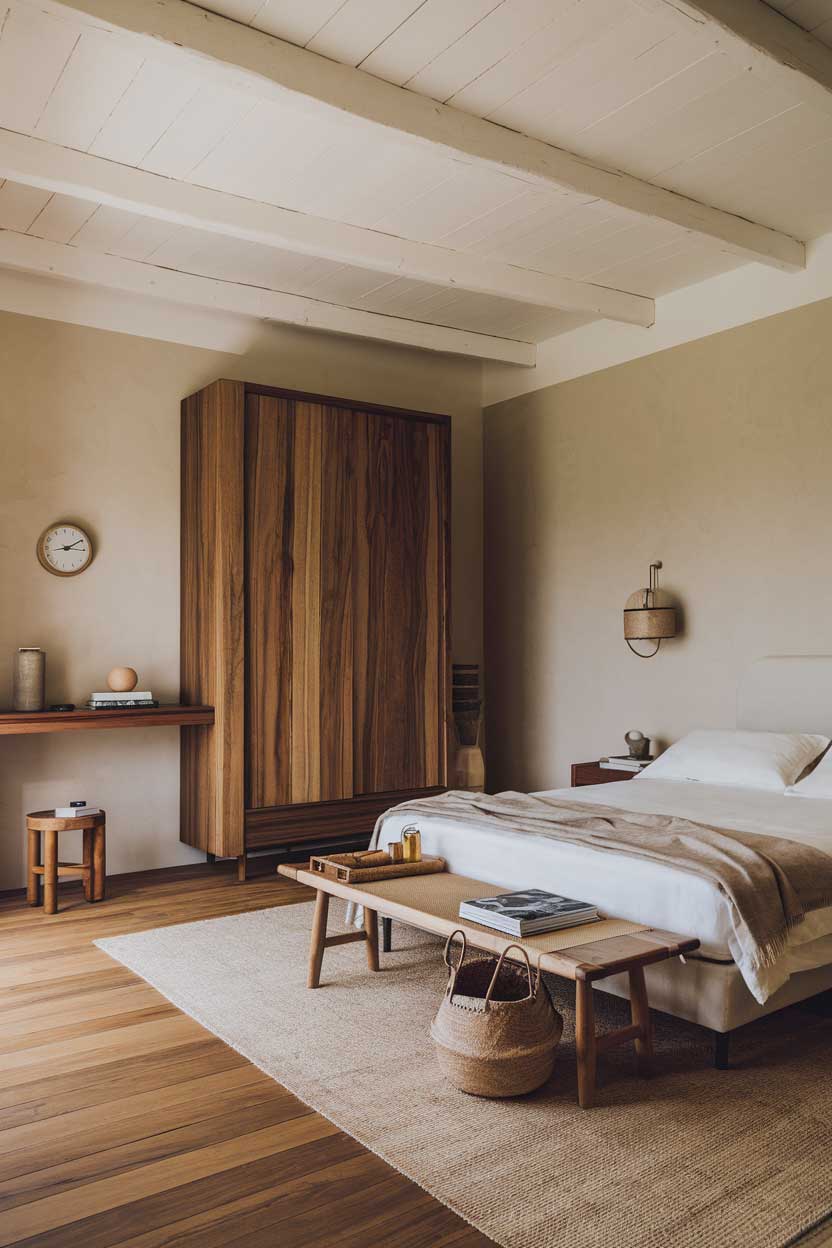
600, 755, 654, 772
87, 691, 159, 709
459, 888, 600, 937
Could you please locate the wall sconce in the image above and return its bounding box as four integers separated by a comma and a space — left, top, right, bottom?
624, 561, 677, 659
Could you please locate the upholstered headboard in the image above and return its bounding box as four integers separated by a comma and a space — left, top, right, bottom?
738, 657, 832, 735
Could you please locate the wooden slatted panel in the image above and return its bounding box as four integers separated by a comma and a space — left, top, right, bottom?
353, 411, 449, 795
245, 397, 354, 809
180, 380, 245, 857
290, 401, 323, 804
244, 394, 294, 809
320, 406, 355, 799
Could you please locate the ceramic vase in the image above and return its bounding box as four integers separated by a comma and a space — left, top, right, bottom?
13, 647, 45, 712
454, 744, 485, 791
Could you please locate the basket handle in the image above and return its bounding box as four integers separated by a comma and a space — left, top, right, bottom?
443, 928, 468, 973
443, 929, 469, 1002
484, 944, 537, 1006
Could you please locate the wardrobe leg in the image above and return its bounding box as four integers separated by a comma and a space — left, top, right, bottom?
382, 916, 392, 953
713, 1031, 731, 1069
237, 854, 247, 882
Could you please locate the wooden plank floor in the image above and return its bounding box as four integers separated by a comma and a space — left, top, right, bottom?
0, 862, 494, 1248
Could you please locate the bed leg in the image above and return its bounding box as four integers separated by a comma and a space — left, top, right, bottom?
713, 1031, 731, 1070
382, 917, 392, 953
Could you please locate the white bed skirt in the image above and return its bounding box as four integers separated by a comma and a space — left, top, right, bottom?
599, 950, 832, 1034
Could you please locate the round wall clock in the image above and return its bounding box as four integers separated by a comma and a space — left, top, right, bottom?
37, 522, 94, 577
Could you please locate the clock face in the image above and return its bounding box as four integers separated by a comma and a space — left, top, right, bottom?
37, 523, 93, 577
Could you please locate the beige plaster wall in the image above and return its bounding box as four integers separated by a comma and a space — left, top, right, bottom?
483, 296, 832, 793
0, 309, 482, 888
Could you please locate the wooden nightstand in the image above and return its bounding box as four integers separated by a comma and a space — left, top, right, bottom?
571, 761, 638, 787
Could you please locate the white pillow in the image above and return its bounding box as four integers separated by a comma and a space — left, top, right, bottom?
786, 746, 832, 798
635, 729, 829, 792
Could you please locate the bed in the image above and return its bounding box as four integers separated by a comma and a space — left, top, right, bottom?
375, 657, 832, 1060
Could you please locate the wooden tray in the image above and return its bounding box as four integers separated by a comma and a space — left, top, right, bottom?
308, 852, 446, 884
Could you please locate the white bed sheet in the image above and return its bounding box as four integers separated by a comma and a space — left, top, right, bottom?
375, 780, 832, 1003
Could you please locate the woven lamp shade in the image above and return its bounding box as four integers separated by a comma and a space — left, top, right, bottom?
623, 589, 677, 640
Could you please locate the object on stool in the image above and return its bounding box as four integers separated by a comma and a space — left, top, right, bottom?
26, 809, 106, 915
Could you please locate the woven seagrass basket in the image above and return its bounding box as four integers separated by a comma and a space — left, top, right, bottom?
430, 930, 563, 1097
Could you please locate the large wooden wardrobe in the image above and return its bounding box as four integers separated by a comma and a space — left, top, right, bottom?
180, 380, 451, 876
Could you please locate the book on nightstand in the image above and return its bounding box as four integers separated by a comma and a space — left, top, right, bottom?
599, 756, 654, 772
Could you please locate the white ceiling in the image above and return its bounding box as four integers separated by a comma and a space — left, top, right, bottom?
0, 0, 831, 362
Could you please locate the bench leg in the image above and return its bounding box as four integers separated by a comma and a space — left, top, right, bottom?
364, 907, 379, 972
382, 916, 392, 952
628, 965, 654, 1076
307, 890, 330, 989
575, 980, 597, 1109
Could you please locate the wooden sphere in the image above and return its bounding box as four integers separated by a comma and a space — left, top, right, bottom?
107, 666, 138, 692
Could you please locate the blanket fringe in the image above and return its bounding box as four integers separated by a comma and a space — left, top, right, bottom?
752, 893, 832, 969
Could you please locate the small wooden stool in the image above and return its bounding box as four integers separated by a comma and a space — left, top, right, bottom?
26, 810, 106, 915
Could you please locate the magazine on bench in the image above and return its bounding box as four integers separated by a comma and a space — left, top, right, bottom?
459, 888, 600, 936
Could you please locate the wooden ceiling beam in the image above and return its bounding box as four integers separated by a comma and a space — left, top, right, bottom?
0, 230, 536, 365
40, 0, 805, 273
0, 130, 655, 327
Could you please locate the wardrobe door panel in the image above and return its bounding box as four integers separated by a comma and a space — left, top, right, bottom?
320, 407, 355, 799
245, 395, 293, 809
245, 397, 354, 809
180, 380, 245, 856
354, 412, 448, 796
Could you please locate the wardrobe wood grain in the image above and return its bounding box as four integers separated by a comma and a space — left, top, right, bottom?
180, 380, 245, 857
244, 399, 355, 810
320, 405, 355, 801
354, 412, 449, 795
182, 381, 449, 860
290, 401, 323, 805
244, 394, 293, 810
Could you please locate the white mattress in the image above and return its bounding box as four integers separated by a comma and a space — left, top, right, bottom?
376, 780, 832, 1003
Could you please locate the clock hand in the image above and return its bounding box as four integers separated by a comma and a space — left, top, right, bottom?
59, 541, 84, 550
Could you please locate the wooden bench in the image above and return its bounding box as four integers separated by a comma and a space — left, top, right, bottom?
279, 865, 699, 1108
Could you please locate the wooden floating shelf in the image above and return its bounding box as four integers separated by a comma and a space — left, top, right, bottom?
0, 705, 215, 735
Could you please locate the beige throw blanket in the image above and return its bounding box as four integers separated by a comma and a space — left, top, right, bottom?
378, 790, 832, 977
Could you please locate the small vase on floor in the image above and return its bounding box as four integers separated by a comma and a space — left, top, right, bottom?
454, 744, 485, 791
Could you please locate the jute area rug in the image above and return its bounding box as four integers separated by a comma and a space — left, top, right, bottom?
97, 901, 832, 1248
